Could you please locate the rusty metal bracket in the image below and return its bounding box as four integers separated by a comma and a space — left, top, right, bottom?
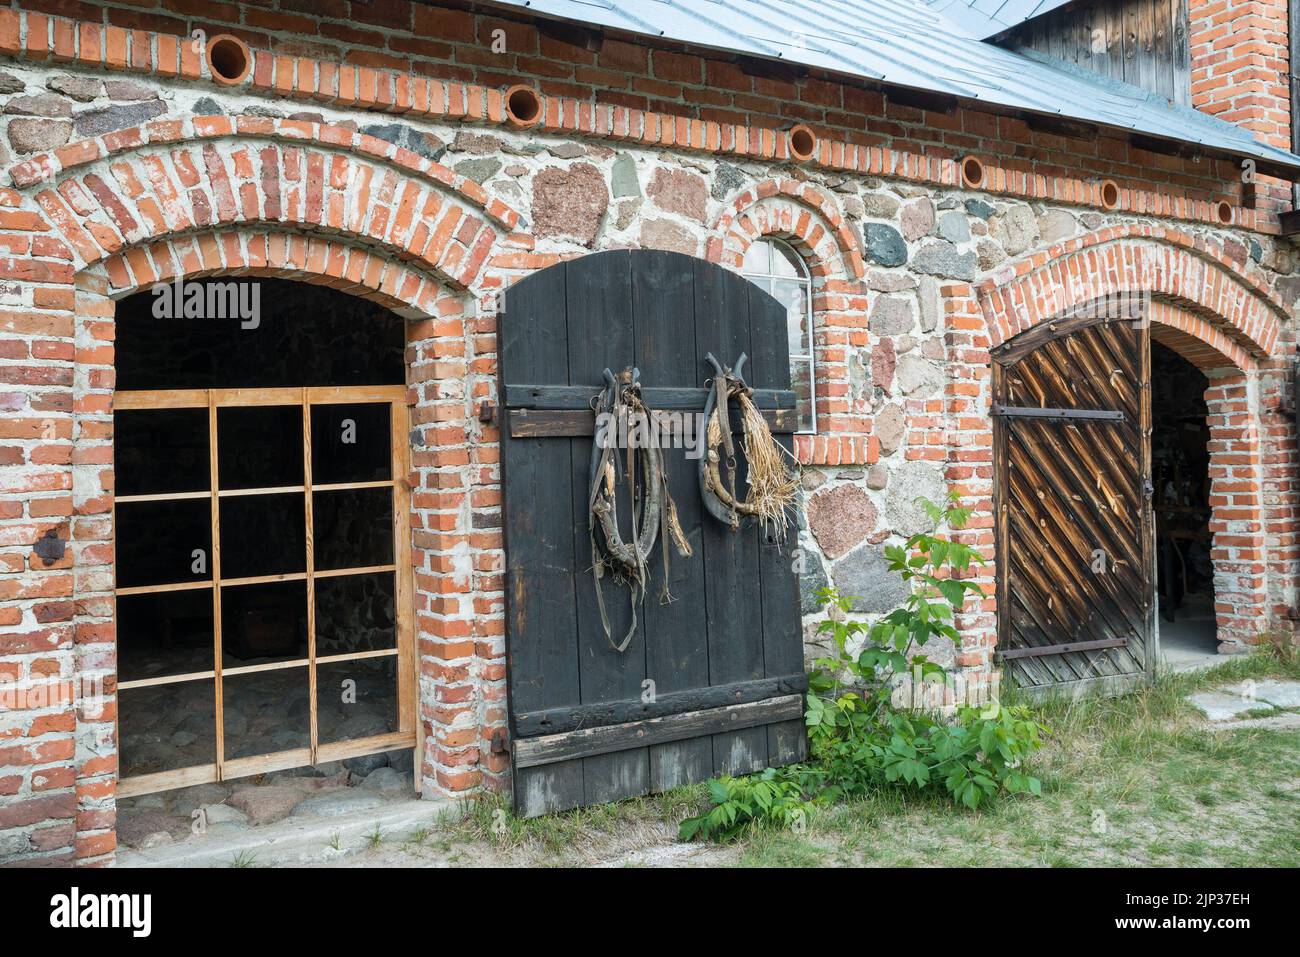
490, 728, 510, 755
478, 399, 496, 424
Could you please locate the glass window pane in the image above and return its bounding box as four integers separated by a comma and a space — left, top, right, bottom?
219, 493, 305, 579
772, 278, 811, 359
115, 408, 209, 497
313, 487, 394, 571
220, 580, 308, 667
217, 405, 303, 490
311, 403, 392, 485
316, 656, 399, 746
118, 590, 214, 682
316, 572, 397, 656
115, 499, 212, 589
742, 240, 770, 274
221, 666, 310, 760
770, 240, 804, 278
119, 679, 215, 778
793, 359, 815, 434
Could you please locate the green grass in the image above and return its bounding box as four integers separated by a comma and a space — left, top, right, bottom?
331, 651, 1300, 868
722, 654, 1300, 867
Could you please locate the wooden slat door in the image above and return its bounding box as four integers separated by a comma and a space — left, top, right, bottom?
498, 250, 807, 817
992, 314, 1157, 694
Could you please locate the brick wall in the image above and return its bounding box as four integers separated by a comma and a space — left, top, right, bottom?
1189, 0, 1294, 213
0, 0, 1280, 226
0, 0, 1297, 866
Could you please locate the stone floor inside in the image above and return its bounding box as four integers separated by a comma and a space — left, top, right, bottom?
115, 748, 421, 864
1158, 591, 1222, 673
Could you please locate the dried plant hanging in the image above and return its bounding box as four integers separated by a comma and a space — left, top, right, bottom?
700, 352, 798, 538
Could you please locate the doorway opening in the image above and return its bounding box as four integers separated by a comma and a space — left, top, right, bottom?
112, 279, 416, 798
1150, 341, 1217, 669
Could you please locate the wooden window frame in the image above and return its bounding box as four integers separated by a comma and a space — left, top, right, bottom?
113, 385, 416, 798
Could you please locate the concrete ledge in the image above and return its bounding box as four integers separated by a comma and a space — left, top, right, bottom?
115, 795, 465, 868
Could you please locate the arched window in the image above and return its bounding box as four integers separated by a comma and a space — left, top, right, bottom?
742, 238, 815, 433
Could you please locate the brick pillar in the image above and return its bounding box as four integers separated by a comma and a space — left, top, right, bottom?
1189, 0, 1292, 214
940, 282, 998, 675
1204, 371, 1273, 649
70, 276, 119, 864
0, 237, 80, 864
407, 289, 501, 798
465, 292, 509, 793
1257, 359, 1300, 636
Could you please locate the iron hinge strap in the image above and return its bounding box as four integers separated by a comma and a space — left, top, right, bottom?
992, 404, 1126, 423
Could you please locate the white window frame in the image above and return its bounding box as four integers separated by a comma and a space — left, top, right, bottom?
742, 238, 817, 434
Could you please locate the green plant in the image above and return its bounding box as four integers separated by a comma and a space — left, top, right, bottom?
680, 495, 1048, 841
678, 768, 818, 842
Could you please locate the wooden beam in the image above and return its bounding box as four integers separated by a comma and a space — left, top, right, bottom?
507, 406, 798, 437
504, 383, 796, 411
512, 695, 804, 769
992, 404, 1126, 422
511, 673, 807, 738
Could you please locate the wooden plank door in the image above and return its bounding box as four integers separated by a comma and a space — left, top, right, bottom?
992, 314, 1157, 695
498, 250, 808, 817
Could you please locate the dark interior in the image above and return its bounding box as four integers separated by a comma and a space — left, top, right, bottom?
113, 279, 406, 779
115, 278, 404, 390
1151, 341, 1215, 636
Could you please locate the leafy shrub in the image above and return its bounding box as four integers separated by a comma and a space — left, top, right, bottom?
676, 769, 818, 843
679, 495, 1048, 841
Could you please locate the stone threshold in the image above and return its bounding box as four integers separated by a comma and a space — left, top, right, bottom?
115, 795, 463, 868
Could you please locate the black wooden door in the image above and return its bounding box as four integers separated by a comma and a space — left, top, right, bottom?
499, 250, 808, 817
992, 313, 1156, 695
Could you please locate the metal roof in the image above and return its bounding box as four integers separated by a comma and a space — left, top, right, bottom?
922, 0, 1078, 40
483, 0, 1300, 176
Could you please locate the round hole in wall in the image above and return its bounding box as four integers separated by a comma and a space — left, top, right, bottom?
1216, 201, 1234, 225
788, 124, 817, 162
206, 34, 252, 86
505, 85, 543, 127
1099, 179, 1120, 211
961, 155, 985, 189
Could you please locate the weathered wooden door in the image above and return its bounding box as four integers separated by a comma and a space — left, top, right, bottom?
498, 249, 807, 817
992, 313, 1156, 695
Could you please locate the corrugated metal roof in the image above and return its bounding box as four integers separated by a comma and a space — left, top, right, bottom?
923, 0, 1077, 40
483, 0, 1300, 175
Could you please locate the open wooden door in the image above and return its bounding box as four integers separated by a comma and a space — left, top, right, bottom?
992, 313, 1157, 695
498, 250, 807, 817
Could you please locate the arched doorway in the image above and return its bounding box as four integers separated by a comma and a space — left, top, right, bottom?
111, 278, 417, 796
991, 311, 1156, 694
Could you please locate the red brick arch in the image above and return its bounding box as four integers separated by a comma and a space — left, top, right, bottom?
707, 178, 876, 465
18, 117, 520, 294
53, 215, 495, 864
976, 226, 1287, 367
968, 228, 1291, 661
707, 177, 865, 281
